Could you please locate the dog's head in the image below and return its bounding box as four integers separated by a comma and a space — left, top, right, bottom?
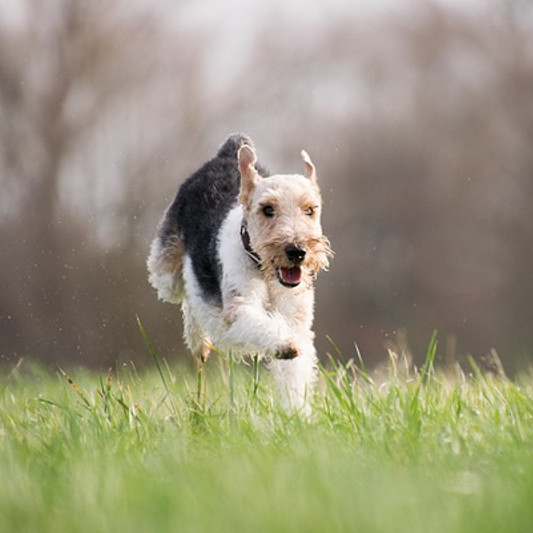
238, 144, 333, 289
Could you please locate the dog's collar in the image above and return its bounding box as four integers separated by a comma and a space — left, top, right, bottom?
240, 221, 262, 269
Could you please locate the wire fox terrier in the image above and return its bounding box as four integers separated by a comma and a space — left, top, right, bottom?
147, 134, 332, 414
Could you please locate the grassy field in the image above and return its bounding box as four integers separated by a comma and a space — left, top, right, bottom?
1, 337, 533, 533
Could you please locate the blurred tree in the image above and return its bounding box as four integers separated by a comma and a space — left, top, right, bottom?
0, 0, 200, 366
1, 0, 533, 373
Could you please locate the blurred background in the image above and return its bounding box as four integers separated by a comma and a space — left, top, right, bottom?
1, 0, 533, 374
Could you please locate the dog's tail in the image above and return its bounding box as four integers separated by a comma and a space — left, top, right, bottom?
217, 133, 254, 159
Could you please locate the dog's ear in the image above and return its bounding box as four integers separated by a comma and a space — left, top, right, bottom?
301, 150, 317, 184
238, 145, 259, 206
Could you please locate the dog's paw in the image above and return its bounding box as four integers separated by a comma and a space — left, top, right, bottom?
275, 343, 299, 360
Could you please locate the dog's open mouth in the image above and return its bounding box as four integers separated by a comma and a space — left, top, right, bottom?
277, 266, 302, 288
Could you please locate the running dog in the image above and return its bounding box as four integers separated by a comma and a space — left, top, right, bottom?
147, 134, 332, 414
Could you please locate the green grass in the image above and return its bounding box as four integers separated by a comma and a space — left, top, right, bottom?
1, 340, 533, 533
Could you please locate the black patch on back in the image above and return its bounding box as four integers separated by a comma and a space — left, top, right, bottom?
158, 134, 269, 304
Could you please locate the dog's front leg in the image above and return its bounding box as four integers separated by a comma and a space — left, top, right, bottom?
220, 296, 317, 416
218, 292, 300, 359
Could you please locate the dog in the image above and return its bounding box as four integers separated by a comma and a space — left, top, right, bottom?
147, 134, 332, 414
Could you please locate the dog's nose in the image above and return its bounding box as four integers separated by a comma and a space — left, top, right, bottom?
285, 245, 306, 264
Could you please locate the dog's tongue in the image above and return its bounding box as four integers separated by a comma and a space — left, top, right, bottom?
280, 266, 302, 286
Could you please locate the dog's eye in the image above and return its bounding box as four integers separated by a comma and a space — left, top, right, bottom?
262, 205, 275, 218
304, 206, 316, 216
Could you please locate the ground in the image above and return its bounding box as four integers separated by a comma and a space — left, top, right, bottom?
1, 340, 533, 533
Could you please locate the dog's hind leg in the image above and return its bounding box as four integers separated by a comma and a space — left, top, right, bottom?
147, 232, 185, 304
181, 299, 212, 363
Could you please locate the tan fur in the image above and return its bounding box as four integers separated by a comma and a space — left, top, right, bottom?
238, 145, 259, 207
199, 339, 211, 363
159, 235, 184, 276
147, 234, 185, 303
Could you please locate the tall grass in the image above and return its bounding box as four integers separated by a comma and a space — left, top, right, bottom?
1, 336, 533, 533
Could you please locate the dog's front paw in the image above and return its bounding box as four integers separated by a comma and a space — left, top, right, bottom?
275, 343, 299, 360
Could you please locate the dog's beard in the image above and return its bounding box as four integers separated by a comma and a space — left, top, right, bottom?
256, 235, 333, 289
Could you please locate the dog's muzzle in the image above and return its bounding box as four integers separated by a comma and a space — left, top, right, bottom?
277, 245, 306, 288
